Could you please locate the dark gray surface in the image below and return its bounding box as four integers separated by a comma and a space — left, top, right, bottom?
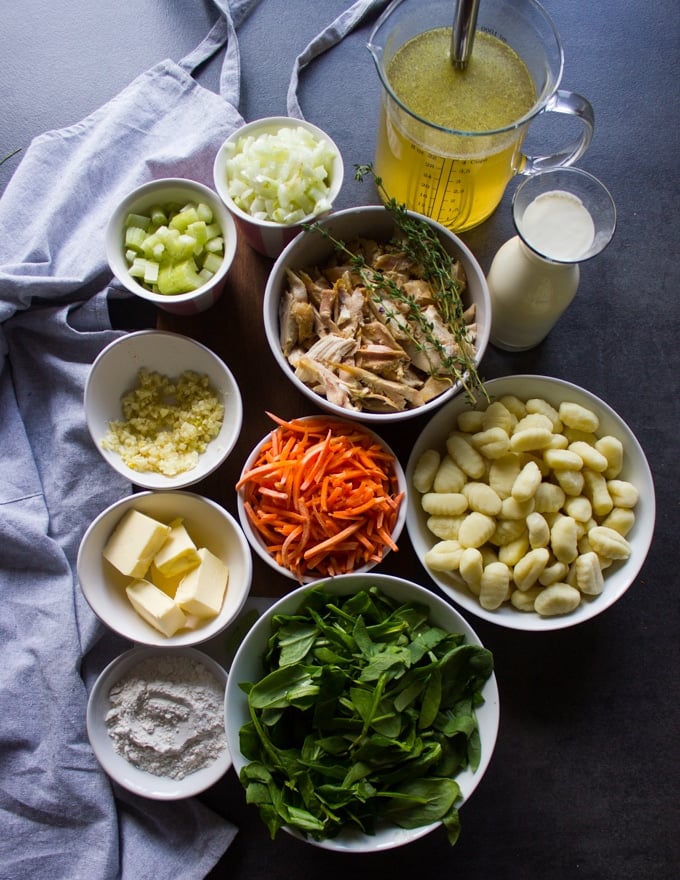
2, 1, 679, 879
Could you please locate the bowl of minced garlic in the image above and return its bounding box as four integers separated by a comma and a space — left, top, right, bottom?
84, 329, 243, 490
87, 645, 232, 799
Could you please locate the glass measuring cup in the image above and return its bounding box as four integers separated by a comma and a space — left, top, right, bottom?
367, 0, 595, 233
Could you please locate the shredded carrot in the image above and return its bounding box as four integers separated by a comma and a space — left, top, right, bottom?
236, 413, 404, 582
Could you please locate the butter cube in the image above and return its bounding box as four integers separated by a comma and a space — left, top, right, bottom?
126, 579, 187, 637
153, 518, 200, 578
103, 509, 171, 579
148, 561, 184, 598
174, 547, 228, 618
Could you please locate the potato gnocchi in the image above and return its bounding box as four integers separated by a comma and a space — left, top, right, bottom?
413, 394, 640, 617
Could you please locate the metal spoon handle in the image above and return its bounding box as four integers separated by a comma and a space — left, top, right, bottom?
451, 0, 481, 70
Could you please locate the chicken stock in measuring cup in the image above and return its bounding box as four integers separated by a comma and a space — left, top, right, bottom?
368, 0, 595, 232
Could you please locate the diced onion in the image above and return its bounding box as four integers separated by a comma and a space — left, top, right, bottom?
225, 126, 337, 224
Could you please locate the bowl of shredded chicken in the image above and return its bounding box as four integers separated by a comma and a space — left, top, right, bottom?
263, 205, 491, 423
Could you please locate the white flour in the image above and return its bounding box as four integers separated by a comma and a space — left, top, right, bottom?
105, 653, 227, 779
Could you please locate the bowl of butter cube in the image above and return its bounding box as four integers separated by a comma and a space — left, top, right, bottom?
77, 490, 252, 646
406, 375, 655, 631
106, 177, 238, 315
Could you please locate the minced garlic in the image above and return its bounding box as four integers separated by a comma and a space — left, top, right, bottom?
102, 368, 224, 476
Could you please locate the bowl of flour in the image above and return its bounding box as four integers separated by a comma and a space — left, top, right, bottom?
87, 645, 231, 799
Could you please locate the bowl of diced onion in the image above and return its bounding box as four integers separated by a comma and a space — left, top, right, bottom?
213, 116, 344, 259
106, 177, 238, 315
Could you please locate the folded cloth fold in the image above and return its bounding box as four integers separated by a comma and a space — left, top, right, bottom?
0, 1, 250, 876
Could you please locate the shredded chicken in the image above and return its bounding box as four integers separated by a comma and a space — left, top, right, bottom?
278, 237, 476, 413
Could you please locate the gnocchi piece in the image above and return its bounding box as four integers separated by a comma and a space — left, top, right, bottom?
558, 401, 600, 434
587, 525, 632, 560
526, 397, 562, 431
554, 468, 585, 497
424, 540, 465, 572
606, 479, 639, 509
463, 481, 502, 516
433, 455, 467, 494
510, 423, 554, 453
492, 518, 527, 547
471, 426, 511, 459
582, 469, 614, 517
511, 460, 543, 502
563, 495, 593, 522
543, 448, 584, 471
421, 492, 468, 517
534, 482, 566, 513
446, 432, 486, 479
568, 440, 609, 473
596, 435, 624, 479
514, 412, 554, 434
412, 448, 441, 493
526, 511, 550, 548
426, 515, 465, 541
550, 515, 579, 564
573, 551, 604, 595
479, 561, 511, 610
498, 533, 530, 567
457, 409, 485, 433
500, 496, 535, 520
459, 546, 484, 593
539, 560, 569, 586
489, 454, 522, 499
481, 401, 515, 434
497, 394, 526, 419
458, 512, 496, 548
600, 507, 636, 537
510, 586, 543, 612
534, 583, 582, 616
513, 547, 550, 591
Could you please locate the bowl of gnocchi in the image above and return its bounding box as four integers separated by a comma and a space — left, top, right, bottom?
405, 375, 655, 631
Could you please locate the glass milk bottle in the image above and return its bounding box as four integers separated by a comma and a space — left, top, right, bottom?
488, 168, 616, 351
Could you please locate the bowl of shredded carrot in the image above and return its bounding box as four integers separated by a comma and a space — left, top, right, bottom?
236, 413, 407, 583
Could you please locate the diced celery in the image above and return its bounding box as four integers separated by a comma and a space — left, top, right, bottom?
205, 236, 224, 254
149, 205, 168, 227
187, 220, 207, 253
143, 260, 159, 285
204, 222, 222, 242
169, 206, 200, 232
124, 225, 147, 252
196, 202, 214, 223
129, 257, 147, 278
202, 252, 223, 275
122, 198, 224, 294
125, 212, 151, 230
157, 259, 204, 295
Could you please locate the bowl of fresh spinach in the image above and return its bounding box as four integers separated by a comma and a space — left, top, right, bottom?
224, 572, 499, 851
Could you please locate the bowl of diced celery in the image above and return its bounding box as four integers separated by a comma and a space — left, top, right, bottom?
106, 177, 238, 315
213, 117, 344, 259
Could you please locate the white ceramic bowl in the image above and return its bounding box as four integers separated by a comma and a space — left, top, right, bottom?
106, 177, 237, 315
77, 490, 252, 646
87, 645, 231, 799
85, 329, 243, 490
406, 375, 656, 631
224, 572, 499, 851
236, 415, 407, 583
213, 116, 344, 258
263, 205, 491, 424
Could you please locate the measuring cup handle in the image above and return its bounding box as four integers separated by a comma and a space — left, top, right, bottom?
521, 89, 595, 175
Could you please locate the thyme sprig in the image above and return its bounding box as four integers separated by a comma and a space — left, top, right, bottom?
307, 165, 488, 404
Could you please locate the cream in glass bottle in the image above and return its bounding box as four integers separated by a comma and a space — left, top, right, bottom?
487, 168, 616, 351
